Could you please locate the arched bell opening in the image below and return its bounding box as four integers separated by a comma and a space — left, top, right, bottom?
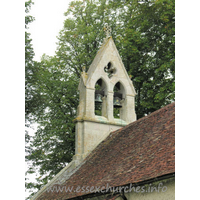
113, 82, 125, 119
94, 78, 107, 117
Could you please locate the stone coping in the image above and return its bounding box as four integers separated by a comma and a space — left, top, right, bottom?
73, 116, 128, 126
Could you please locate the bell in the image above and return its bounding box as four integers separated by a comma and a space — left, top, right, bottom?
113, 92, 122, 108
95, 93, 103, 104
95, 90, 104, 104
113, 97, 122, 108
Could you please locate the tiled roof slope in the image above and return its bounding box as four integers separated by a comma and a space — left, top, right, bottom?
38, 102, 175, 200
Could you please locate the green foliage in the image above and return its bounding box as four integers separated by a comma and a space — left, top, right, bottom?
25, 55, 79, 198
25, 0, 35, 29
25, 1, 41, 198
107, 0, 175, 118
56, 0, 117, 76
26, 0, 175, 198
113, 107, 120, 119
25, 0, 35, 121
25, 0, 42, 124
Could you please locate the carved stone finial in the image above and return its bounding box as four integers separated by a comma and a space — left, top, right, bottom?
82, 66, 86, 72
104, 24, 112, 38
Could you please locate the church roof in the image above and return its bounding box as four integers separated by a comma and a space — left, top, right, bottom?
37, 102, 175, 200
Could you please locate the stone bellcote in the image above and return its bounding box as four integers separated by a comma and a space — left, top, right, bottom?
73, 36, 136, 165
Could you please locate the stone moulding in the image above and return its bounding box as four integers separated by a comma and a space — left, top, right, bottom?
73, 116, 128, 126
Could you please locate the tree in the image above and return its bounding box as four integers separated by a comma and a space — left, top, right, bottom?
106, 0, 175, 118
25, 0, 35, 124
25, 0, 38, 197
25, 55, 80, 200
25, 0, 43, 127
56, 0, 113, 76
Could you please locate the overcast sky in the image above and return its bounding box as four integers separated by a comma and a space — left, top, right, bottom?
28, 0, 72, 61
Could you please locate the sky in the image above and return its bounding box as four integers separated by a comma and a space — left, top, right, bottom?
28, 0, 72, 61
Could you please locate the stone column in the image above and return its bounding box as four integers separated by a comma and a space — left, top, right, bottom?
124, 95, 137, 123
84, 88, 95, 119
77, 86, 86, 118
120, 99, 125, 121
102, 96, 107, 118
74, 122, 84, 158
107, 91, 114, 121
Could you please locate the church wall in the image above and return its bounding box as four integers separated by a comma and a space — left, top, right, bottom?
81, 121, 125, 157
124, 178, 175, 200
85, 177, 175, 200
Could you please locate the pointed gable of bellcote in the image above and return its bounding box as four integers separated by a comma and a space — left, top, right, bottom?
86, 37, 136, 95
76, 36, 137, 125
